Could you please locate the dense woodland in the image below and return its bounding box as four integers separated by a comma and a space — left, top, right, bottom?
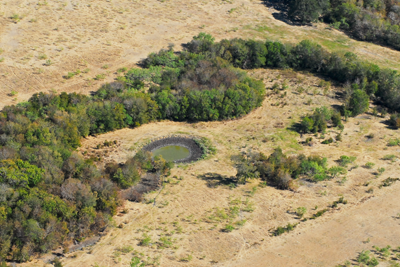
281, 0, 400, 51
0, 38, 264, 263
2, 32, 400, 263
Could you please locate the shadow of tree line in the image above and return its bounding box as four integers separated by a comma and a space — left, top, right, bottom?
198, 172, 239, 188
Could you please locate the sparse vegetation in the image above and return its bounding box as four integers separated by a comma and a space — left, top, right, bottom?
296, 207, 307, 218
273, 223, 299, 236
383, 154, 397, 162
365, 162, 375, 169
379, 177, 400, 188
357, 250, 379, 266
338, 155, 357, 167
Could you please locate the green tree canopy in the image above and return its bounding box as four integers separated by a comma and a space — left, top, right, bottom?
287, 0, 330, 23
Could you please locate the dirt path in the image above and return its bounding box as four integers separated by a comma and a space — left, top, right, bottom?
224, 183, 400, 267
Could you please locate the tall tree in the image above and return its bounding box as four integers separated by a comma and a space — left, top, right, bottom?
287, 0, 330, 23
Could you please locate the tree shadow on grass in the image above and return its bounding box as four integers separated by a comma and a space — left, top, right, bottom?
198, 172, 238, 188
261, 0, 310, 26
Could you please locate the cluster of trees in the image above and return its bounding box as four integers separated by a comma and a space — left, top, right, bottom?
0, 149, 169, 263
282, 0, 400, 51
0, 90, 174, 262
184, 33, 400, 113
235, 148, 351, 189
125, 45, 265, 121
299, 106, 343, 133
234, 148, 330, 189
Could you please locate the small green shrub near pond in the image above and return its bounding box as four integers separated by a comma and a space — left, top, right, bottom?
194, 137, 217, 159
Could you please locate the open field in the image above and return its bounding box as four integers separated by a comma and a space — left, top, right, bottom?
1, 0, 400, 109
3, 0, 400, 266
18, 69, 400, 267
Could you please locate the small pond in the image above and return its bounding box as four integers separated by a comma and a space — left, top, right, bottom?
152, 145, 190, 162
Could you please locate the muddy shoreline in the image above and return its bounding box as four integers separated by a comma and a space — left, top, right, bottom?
141, 137, 203, 163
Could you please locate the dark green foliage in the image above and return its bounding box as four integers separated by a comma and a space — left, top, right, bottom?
4, 32, 400, 262
273, 222, 299, 236
233, 153, 260, 184
186, 32, 215, 55
180, 33, 400, 113
328, 166, 347, 178
389, 113, 400, 129
0, 88, 174, 262
234, 148, 329, 189
346, 89, 370, 116
287, 0, 330, 23
321, 138, 334, 144
299, 106, 343, 133
146, 59, 265, 121
332, 197, 348, 207
284, 0, 400, 52
0, 150, 165, 262
310, 209, 328, 219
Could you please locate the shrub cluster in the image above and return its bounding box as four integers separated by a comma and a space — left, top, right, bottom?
234, 148, 329, 189
299, 106, 343, 133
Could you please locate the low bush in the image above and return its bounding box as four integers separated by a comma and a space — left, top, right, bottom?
310, 209, 329, 219
383, 154, 397, 161
365, 162, 375, 169
273, 223, 298, 236
296, 207, 307, 218
357, 250, 379, 266
379, 177, 400, 188
338, 155, 357, 167
387, 138, 400, 146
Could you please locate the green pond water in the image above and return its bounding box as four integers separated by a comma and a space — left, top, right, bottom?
152, 145, 190, 161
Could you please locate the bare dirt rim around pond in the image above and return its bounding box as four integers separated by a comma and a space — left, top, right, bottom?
142, 136, 203, 163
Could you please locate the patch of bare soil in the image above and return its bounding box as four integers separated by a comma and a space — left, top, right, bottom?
19, 70, 400, 267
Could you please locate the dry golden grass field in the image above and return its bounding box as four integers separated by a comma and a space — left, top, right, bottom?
1, 0, 400, 109
2, 0, 400, 266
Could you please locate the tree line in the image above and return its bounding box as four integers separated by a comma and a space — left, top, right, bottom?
282, 0, 400, 51
183, 33, 400, 114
